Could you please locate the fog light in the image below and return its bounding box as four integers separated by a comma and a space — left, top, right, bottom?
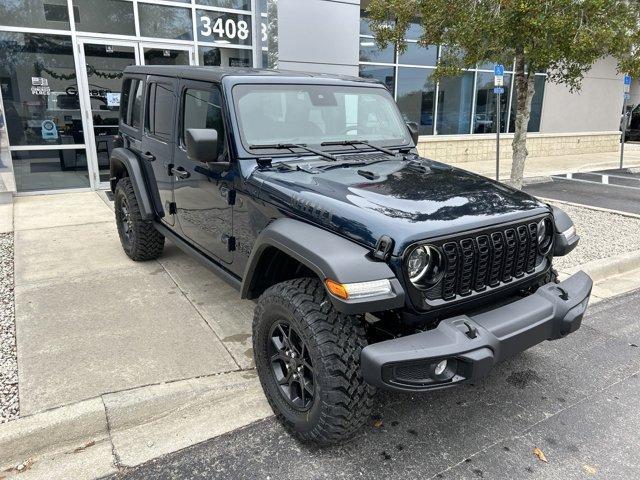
430, 358, 457, 381
434, 359, 448, 376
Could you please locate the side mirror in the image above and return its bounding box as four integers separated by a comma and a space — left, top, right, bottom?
185, 128, 218, 164
406, 122, 419, 145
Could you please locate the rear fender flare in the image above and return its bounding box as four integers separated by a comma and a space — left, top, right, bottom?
110, 148, 156, 221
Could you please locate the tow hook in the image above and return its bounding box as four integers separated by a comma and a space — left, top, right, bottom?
463, 321, 478, 339
556, 286, 569, 301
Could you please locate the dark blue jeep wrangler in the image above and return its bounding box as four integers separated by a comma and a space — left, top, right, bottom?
110, 66, 591, 446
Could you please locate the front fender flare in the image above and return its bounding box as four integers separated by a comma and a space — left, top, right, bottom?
241, 218, 405, 314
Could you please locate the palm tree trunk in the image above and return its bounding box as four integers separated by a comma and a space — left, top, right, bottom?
510, 54, 536, 189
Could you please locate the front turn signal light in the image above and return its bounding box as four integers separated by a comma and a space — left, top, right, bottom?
325, 279, 392, 300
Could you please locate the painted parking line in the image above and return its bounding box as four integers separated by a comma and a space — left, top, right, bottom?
551, 172, 640, 190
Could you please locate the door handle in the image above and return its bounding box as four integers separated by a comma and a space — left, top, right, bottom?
171, 166, 191, 179
141, 151, 155, 162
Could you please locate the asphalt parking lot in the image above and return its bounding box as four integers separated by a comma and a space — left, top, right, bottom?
110, 290, 640, 480
524, 168, 640, 214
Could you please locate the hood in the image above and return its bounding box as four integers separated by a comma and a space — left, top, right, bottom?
251, 156, 549, 256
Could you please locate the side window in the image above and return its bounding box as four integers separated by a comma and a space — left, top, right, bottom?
182, 87, 225, 159
145, 82, 174, 140
130, 80, 144, 128
120, 79, 132, 124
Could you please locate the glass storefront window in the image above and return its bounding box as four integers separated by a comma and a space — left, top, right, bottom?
0, 32, 82, 147
359, 38, 394, 64
196, 10, 253, 46
0, 0, 71, 30
509, 75, 546, 133
437, 72, 474, 135
12, 148, 90, 191
82, 43, 136, 182
359, 65, 395, 94
197, 0, 251, 11
396, 67, 436, 135
199, 47, 252, 67
138, 4, 193, 40
474, 72, 512, 133
398, 43, 437, 66
73, 0, 135, 36
143, 48, 191, 65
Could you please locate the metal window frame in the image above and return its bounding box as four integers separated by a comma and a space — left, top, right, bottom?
0, 0, 263, 194
357, 35, 545, 140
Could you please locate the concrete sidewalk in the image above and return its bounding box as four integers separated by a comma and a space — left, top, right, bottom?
2, 192, 271, 477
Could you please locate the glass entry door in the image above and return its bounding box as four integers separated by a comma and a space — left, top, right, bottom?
140, 43, 194, 66
77, 39, 138, 187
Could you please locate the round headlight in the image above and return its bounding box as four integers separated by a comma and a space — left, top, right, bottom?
537, 218, 553, 254
406, 245, 444, 286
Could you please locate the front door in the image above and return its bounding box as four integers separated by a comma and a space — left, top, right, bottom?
77, 39, 139, 188
172, 80, 233, 263
141, 76, 178, 226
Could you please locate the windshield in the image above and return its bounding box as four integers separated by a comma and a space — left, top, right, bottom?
232, 84, 412, 152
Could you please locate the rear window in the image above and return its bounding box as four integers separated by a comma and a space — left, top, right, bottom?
145, 82, 174, 139
119, 79, 132, 124
130, 80, 144, 128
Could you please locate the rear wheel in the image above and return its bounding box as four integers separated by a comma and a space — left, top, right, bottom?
114, 177, 164, 261
253, 278, 375, 446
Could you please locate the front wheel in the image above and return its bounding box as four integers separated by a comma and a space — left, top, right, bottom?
253, 278, 375, 446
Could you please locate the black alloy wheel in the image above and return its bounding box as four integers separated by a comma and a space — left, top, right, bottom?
119, 197, 133, 248
268, 321, 315, 410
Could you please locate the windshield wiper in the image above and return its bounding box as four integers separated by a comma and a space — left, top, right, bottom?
249, 143, 337, 162
320, 140, 397, 157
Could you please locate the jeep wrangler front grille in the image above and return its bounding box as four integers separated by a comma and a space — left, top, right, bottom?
438, 220, 541, 301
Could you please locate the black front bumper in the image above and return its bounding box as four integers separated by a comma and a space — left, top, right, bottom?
361, 271, 592, 392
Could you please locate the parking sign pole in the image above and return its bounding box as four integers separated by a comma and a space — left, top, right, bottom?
621, 96, 627, 170
621, 75, 632, 170
496, 92, 500, 181
494, 65, 505, 181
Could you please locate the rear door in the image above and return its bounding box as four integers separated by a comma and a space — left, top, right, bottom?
141, 75, 178, 226
172, 79, 234, 264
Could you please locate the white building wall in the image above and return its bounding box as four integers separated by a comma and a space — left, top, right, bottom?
276, 0, 360, 75
540, 57, 624, 133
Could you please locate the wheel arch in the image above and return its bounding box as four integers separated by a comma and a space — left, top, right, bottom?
110, 147, 156, 221
241, 218, 405, 314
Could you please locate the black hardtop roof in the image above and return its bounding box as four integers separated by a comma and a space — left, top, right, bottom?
123, 65, 380, 85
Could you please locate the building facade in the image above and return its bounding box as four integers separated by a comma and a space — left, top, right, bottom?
0, 0, 632, 200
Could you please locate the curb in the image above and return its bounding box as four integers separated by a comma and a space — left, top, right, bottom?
0, 398, 109, 471
561, 249, 640, 283
0, 370, 271, 473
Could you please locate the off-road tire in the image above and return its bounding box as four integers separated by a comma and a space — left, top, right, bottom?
114, 177, 164, 261
253, 277, 375, 446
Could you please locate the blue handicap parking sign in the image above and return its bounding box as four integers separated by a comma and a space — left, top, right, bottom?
624, 74, 632, 85
494, 64, 504, 76
493, 87, 504, 94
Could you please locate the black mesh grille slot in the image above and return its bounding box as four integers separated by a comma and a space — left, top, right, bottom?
502, 228, 517, 282
526, 223, 538, 273
458, 238, 476, 296
488, 232, 504, 287
475, 235, 491, 291
513, 225, 529, 278
442, 242, 459, 300
416, 217, 548, 304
